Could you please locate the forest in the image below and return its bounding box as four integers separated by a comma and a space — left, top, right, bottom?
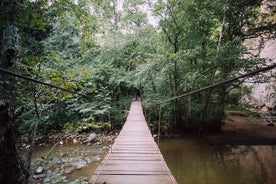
0, 0, 275, 183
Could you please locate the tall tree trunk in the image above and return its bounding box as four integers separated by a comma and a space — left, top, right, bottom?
0, 1, 28, 183
150, 77, 157, 95
26, 90, 40, 172
0, 70, 27, 184
218, 86, 227, 116
173, 59, 182, 127
187, 95, 192, 119
200, 90, 212, 122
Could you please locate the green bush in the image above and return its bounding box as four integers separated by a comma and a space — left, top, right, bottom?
77, 121, 111, 133
63, 116, 111, 133
63, 117, 111, 133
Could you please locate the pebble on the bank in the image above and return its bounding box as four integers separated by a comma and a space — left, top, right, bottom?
88, 133, 97, 142
35, 166, 44, 174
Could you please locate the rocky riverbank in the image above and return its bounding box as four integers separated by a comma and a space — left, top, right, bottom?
20, 133, 117, 184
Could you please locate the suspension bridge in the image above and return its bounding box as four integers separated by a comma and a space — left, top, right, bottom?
89, 100, 177, 184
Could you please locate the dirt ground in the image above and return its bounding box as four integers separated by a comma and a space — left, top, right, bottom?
205, 111, 276, 145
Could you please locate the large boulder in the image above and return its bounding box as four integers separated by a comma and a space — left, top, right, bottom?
242, 39, 276, 109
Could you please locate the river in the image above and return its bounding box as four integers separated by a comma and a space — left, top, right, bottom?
159, 137, 276, 184
28, 136, 275, 183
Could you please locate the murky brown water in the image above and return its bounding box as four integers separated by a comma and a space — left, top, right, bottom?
159, 138, 276, 184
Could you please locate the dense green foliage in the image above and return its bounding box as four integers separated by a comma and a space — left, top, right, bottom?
15, 0, 133, 135
141, 0, 275, 133
2, 0, 274, 136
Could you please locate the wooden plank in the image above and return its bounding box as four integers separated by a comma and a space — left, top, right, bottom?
89, 101, 177, 184
90, 175, 173, 184
95, 164, 167, 172
100, 160, 165, 164
93, 171, 169, 175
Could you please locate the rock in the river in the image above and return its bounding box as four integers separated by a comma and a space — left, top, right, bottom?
95, 141, 102, 145
35, 166, 44, 174
262, 106, 269, 112
25, 145, 30, 149
33, 173, 46, 179
102, 146, 109, 150
64, 166, 76, 174
73, 160, 87, 169
88, 133, 97, 142
73, 138, 78, 144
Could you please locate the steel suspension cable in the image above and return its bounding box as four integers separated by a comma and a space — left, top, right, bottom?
0, 67, 89, 98
159, 63, 276, 104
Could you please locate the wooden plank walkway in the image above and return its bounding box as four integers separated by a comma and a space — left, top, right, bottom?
89, 101, 177, 184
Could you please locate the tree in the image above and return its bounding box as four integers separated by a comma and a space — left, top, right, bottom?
147, 0, 269, 132
0, 0, 28, 183
153, 0, 219, 128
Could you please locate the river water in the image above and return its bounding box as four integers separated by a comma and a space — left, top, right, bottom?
28, 137, 275, 183
159, 138, 276, 184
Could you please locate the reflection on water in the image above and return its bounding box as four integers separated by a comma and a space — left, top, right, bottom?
159, 138, 276, 184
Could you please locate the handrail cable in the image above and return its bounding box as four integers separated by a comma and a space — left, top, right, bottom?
1, 63, 275, 102
0, 67, 89, 98
158, 63, 276, 104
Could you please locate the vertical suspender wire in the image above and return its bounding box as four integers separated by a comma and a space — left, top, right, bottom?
144, 106, 147, 121
157, 104, 162, 146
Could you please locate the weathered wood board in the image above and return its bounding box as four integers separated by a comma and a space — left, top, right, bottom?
89, 101, 177, 184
